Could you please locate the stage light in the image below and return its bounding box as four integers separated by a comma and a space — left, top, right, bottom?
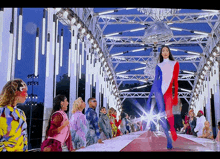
132, 48, 145, 52
212, 52, 217, 56
182, 70, 195, 74
135, 85, 148, 89
81, 28, 86, 34
34, 28, 39, 77
180, 88, 192, 92
77, 23, 81, 29
111, 52, 124, 56
130, 27, 145, 32
207, 60, 211, 66
90, 38, 94, 44
55, 8, 62, 13
186, 51, 201, 56
98, 10, 117, 15
105, 32, 120, 37
209, 56, 214, 61
200, 74, 204, 79
46, 33, 50, 77
204, 65, 209, 71
134, 67, 146, 71
93, 43, 97, 48
63, 10, 68, 19
170, 27, 183, 31
86, 33, 91, 39
17, 8, 23, 60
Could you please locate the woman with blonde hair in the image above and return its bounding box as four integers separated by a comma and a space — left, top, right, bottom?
69, 97, 88, 149
0, 79, 28, 152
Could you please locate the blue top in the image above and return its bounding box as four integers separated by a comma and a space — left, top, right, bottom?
85, 108, 101, 139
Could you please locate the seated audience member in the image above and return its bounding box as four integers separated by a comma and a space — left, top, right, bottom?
215, 121, 220, 142
198, 121, 214, 139
189, 110, 197, 136
180, 110, 192, 134
194, 110, 206, 137
98, 107, 112, 140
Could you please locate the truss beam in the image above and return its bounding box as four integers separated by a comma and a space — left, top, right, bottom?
119, 92, 192, 99
105, 35, 209, 46
116, 74, 195, 81
111, 55, 202, 63
98, 12, 220, 26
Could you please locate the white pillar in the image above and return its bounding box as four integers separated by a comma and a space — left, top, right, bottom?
95, 60, 100, 117
68, 25, 78, 117
214, 62, 220, 134
205, 76, 211, 124
11, 8, 18, 80
0, 8, 13, 91
42, 8, 56, 141
85, 40, 91, 112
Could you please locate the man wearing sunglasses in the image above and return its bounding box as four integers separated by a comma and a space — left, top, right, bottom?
85, 97, 104, 146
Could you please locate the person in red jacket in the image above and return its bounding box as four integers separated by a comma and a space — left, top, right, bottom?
112, 109, 122, 136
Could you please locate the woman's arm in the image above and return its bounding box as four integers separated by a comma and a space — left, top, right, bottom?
173, 62, 180, 105
48, 113, 69, 136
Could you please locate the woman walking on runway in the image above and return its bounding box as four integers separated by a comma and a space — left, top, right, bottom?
147, 46, 179, 149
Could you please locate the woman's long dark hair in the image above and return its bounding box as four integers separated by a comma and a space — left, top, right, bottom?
45, 94, 67, 138
158, 46, 175, 63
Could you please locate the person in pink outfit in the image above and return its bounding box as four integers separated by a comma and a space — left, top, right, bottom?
41, 95, 74, 152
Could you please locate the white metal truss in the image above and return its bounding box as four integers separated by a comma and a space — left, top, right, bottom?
119, 92, 192, 99
116, 74, 195, 81
111, 55, 202, 64
104, 35, 209, 46
97, 12, 220, 29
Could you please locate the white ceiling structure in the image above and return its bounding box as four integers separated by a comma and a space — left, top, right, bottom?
90, 8, 220, 106
60, 8, 220, 107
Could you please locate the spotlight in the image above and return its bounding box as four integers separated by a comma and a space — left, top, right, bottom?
207, 60, 211, 66
204, 65, 209, 71
200, 74, 204, 79
90, 38, 94, 44
81, 28, 86, 34
209, 56, 214, 61
212, 52, 217, 56
93, 43, 97, 48
63, 10, 68, 19
86, 33, 91, 39
77, 23, 82, 29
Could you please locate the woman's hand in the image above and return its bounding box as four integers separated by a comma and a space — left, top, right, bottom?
63, 120, 69, 127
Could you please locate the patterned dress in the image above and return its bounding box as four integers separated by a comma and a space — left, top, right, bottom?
0, 105, 28, 152
69, 111, 88, 149
108, 114, 117, 137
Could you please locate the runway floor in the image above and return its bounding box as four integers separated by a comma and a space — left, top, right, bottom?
64, 131, 220, 152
